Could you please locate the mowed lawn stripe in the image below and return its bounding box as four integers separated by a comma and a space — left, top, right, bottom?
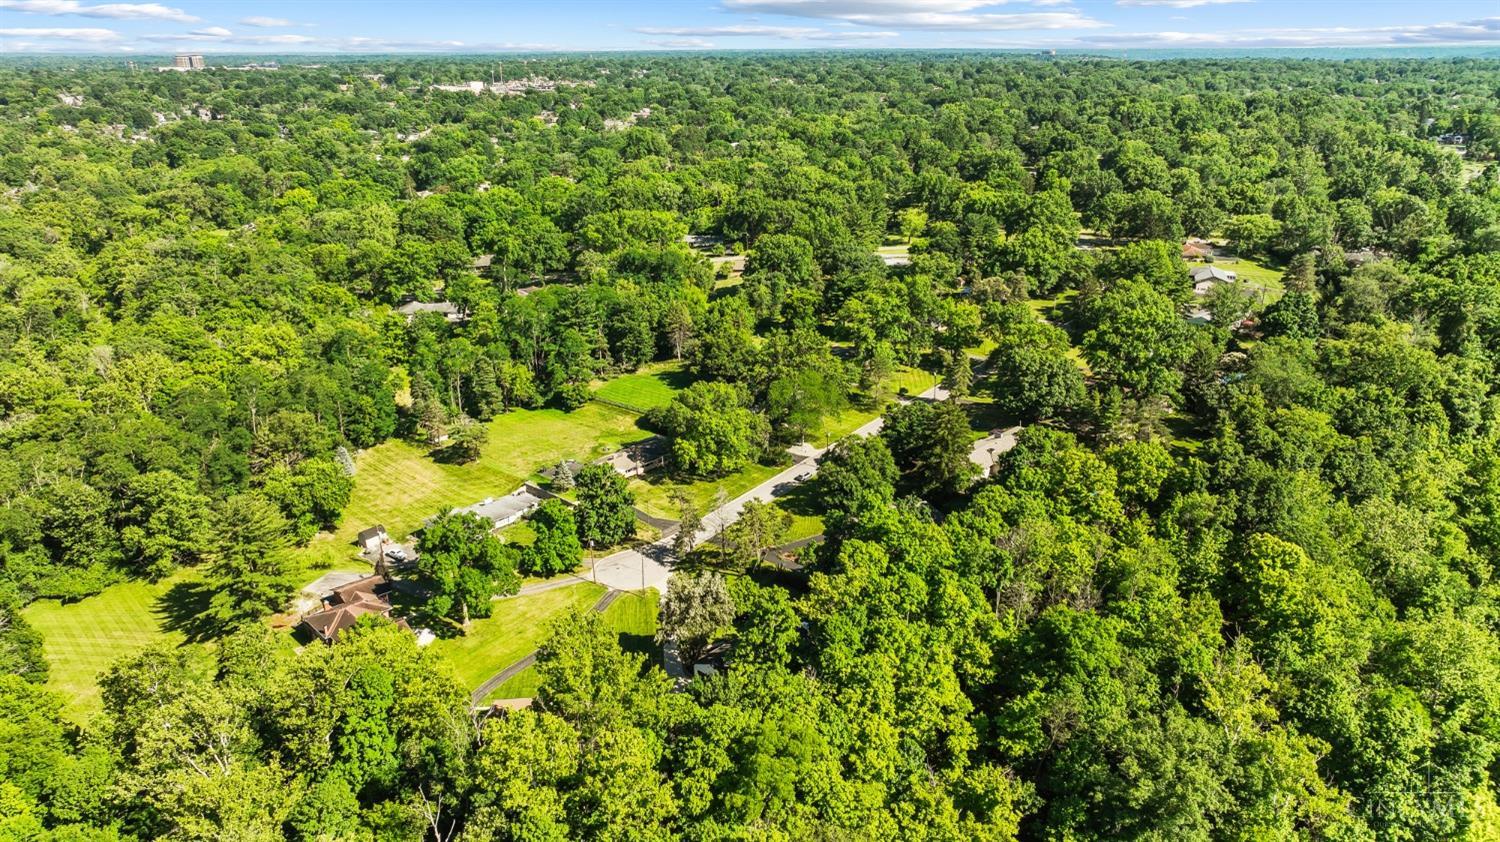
290, 402, 648, 573
23, 569, 201, 722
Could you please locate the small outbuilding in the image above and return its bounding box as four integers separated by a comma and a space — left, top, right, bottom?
355, 525, 388, 557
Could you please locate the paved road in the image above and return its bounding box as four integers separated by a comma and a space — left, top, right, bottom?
588, 382, 948, 592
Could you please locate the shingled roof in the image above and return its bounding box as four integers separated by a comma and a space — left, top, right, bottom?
300, 575, 404, 644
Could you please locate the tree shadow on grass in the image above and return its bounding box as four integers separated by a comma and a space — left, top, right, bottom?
155, 580, 226, 643
618, 631, 659, 660
772, 479, 821, 519
388, 583, 467, 640
656, 366, 697, 392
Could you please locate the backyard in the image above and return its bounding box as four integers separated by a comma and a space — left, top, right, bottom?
590, 360, 692, 412
483, 587, 660, 702
428, 581, 608, 692
23, 568, 208, 722
288, 400, 648, 577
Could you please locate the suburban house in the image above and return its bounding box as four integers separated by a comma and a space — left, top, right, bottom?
969, 427, 1021, 477
447, 486, 545, 530
472, 254, 494, 274
395, 300, 463, 323
1190, 265, 1238, 295
300, 574, 406, 644
1182, 240, 1213, 261
598, 436, 670, 478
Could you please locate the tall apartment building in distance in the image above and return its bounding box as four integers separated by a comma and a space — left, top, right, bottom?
157, 54, 206, 72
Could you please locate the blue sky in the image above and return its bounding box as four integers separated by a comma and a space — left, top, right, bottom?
0, 0, 1497, 53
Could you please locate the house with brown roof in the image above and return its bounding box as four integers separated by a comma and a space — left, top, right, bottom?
299, 574, 406, 644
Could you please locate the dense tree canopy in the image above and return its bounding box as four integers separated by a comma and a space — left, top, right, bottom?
1, 50, 1499, 841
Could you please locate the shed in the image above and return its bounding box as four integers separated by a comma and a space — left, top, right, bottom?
355, 525, 388, 556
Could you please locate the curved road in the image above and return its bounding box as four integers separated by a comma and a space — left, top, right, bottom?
587, 381, 950, 592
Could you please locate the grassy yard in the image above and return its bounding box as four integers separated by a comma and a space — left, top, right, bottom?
591, 360, 693, 412
288, 401, 647, 581
887, 365, 939, 398
24, 568, 206, 722
780, 508, 825, 544
428, 581, 607, 692
484, 588, 659, 702
628, 461, 786, 521
1213, 255, 1285, 298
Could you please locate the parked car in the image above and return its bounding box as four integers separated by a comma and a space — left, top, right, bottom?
385, 547, 408, 563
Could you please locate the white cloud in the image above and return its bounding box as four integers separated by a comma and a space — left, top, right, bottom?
239, 33, 317, 44
238, 15, 291, 27
0, 0, 197, 22
1117, 0, 1247, 8
0, 24, 118, 40
1002, 15, 1500, 48
721, 0, 1105, 30
643, 37, 716, 49
637, 23, 898, 40
190, 25, 230, 37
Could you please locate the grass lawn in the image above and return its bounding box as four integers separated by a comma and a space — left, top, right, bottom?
24, 568, 207, 722
591, 360, 693, 413
288, 402, 647, 583
484, 588, 659, 702
428, 581, 607, 692
780, 508, 825, 544
628, 461, 786, 521
887, 365, 939, 398
1209, 255, 1285, 302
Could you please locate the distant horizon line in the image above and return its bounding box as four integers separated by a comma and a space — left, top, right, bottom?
4, 44, 1500, 59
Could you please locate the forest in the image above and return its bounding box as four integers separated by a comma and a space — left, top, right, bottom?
1, 51, 1500, 840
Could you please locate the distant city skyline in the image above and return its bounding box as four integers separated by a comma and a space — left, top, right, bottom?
0, 0, 1496, 54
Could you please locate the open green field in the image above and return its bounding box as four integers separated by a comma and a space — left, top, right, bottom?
24, 568, 206, 722
289, 401, 647, 579
591, 360, 692, 412
484, 588, 659, 702
429, 581, 607, 692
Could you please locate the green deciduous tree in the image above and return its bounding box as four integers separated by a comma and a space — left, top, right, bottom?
649, 381, 770, 477
416, 511, 519, 630
574, 464, 637, 549
521, 500, 581, 578
881, 399, 980, 497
